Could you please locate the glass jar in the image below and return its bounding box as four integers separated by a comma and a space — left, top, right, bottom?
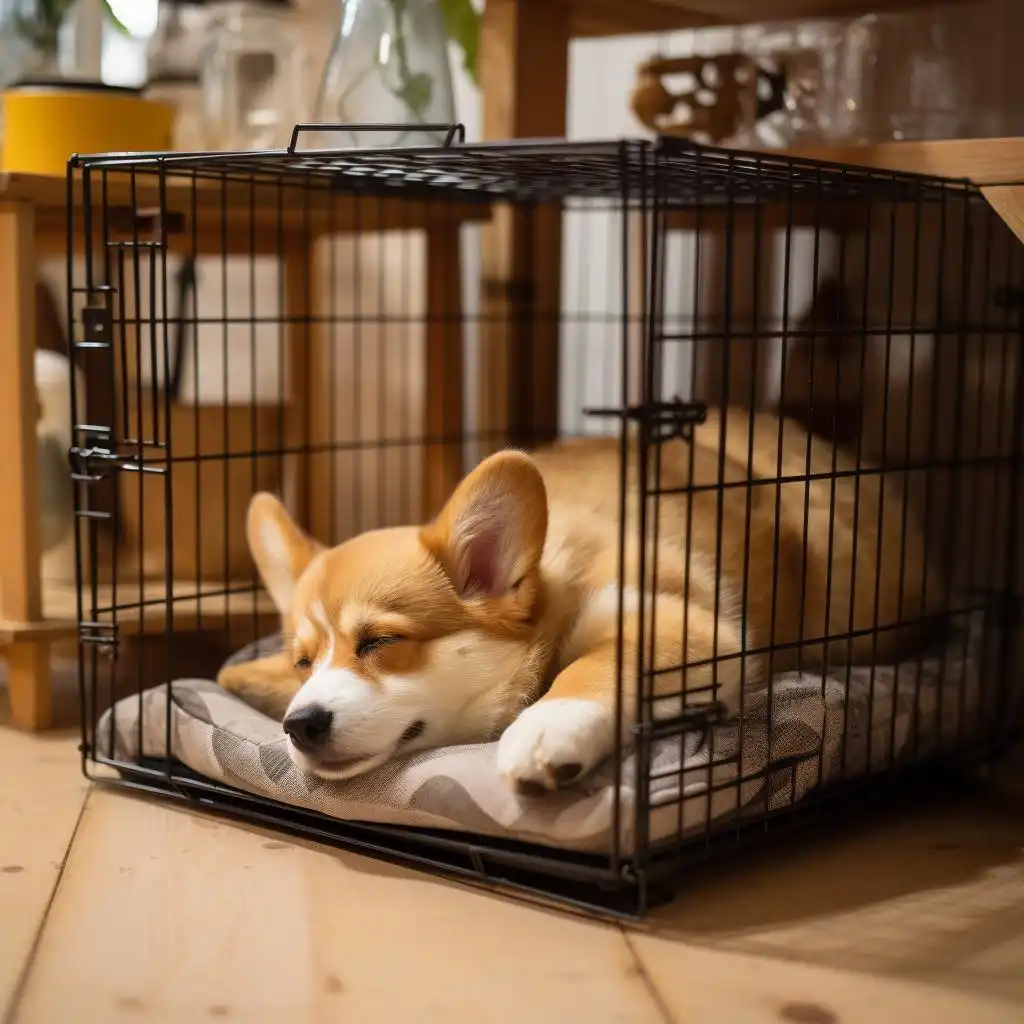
738, 20, 842, 148
200, 0, 303, 150
315, 0, 456, 148
145, 0, 209, 150
825, 7, 1003, 143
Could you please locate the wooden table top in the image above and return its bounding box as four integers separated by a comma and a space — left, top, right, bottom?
1, 169, 492, 255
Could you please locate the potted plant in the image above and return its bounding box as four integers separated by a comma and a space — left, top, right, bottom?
6, 0, 128, 79
1, 0, 174, 174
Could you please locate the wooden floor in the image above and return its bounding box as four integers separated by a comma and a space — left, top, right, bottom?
2, 671, 1024, 1023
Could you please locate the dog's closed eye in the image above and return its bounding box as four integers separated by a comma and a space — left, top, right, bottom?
356, 635, 404, 658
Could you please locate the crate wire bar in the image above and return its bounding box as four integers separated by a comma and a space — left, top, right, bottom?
68, 132, 1024, 917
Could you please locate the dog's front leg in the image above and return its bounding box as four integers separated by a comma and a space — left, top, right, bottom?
217, 652, 302, 721
496, 641, 622, 795
496, 595, 751, 795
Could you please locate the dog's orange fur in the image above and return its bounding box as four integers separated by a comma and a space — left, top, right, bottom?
218, 408, 941, 792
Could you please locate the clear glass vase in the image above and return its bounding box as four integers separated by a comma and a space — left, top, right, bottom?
146, 0, 209, 150
315, 0, 456, 148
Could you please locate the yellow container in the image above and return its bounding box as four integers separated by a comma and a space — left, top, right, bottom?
1, 82, 175, 176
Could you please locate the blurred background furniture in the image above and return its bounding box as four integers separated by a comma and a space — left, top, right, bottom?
3, 0, 1023, 731
0, 170, 483, 729
476, 0, 1023, 447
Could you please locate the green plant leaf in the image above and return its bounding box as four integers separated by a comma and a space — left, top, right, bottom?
100, 0, 131, 36
398, 70, 433, 117
437, 0, 480, 86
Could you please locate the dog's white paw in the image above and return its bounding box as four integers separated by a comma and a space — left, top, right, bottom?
497, 699, 614, 796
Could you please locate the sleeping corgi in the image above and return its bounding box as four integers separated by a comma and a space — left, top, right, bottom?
217, 408, 941, 795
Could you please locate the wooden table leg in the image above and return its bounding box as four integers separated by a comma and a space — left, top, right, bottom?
479, 0, 569, 455
281, 242, 316, 542
424, 221, 465, 518
284, 237, 336, 547
283, 244, 309, 533
694, 216, 776, 410
0, 202, 52, 729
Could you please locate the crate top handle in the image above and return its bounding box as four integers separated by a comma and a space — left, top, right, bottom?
287, 122, 467, 154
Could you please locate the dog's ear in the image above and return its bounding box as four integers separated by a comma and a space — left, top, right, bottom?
246, 493, 323, 615
421, 451, 548, 611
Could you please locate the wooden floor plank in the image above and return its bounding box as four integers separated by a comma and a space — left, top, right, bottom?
629, 936, 1020, 1024
0, 715, 87, 1019
8, 714, 1024, 1024
636, 787, 1024, 1006
631, 782, 1024, 1021
14, 791, 664, 1023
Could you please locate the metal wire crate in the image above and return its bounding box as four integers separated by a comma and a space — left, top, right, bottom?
68, 126, 1024, 917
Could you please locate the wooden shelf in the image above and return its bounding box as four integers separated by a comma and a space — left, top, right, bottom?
0, 578, 278, 646
779, 137, 1024, 186
778, 138, 1024, 243
567, 0, 972, 37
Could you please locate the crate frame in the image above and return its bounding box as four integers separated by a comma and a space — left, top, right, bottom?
68, 131, 1024, 918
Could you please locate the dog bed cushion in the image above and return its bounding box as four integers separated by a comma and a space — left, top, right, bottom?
96, 615, 985, 853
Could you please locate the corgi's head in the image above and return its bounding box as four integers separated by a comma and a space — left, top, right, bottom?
249, 451, 551, 779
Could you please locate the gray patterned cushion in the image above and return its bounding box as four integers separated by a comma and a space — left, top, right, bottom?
96, 614, 986, 853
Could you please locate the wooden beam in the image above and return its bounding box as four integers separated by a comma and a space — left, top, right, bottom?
0, 202, 52, 729
479, 0, 570, 455
424, 222, 465, 518
783, 138, 1024, 186
283, 243, 329, 544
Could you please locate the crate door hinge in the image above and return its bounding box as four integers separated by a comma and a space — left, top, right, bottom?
78, 305, 113, 350
79, 621, 120, 660
584, 399, 708, 442
69, 445, 136, 483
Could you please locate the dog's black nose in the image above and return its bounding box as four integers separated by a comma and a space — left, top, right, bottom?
282, 706, 334, 754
